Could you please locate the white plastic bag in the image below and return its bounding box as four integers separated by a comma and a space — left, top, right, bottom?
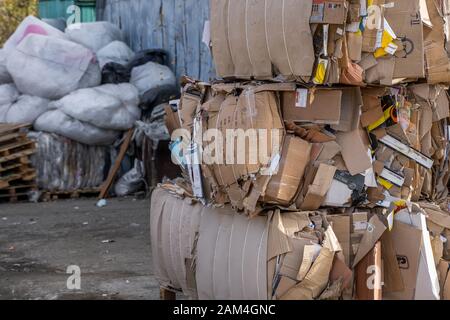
34, 110, 120, 146
97, 41, 135, 68
66, 22, 123, 52
130, 62, 176, 97
0, 84, 20, 122
53, 83, 141, 130
6, 34, 101, 100
0, 50, 12, 84
0, 84, 19, 105
5, 95, 52, 124
3, 16, 67, 54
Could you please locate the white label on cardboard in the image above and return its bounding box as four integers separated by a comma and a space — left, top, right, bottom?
295, 89, 308, 108
354, 221, 368, 231
310, 3, 325, 23
385, 42, 398, 55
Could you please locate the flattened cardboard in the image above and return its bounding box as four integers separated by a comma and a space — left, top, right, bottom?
385, 0, 425, 79
164, 104, 181, 136
353, 215, 387, 268
331, 87, 363, 132
381, 231, 405, 293
265, 136, 312, 206
300, 164, 337, 210
395, 208, 440, 300
355, 241, 382, 300
328, 215, 351, 267
311, 0, 347, 24
336, 129, 372, 176
282, 89, 342, 124
281, 248, 335, 300
384, 221, 422, 300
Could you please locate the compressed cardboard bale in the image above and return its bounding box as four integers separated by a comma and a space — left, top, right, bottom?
196, 205, 269, 300
201, 83, 291, 211
150, 188, 204, 298
210, 0, 315, 79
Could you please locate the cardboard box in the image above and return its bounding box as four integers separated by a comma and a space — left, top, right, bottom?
264, 136, 312, 206
385, 0, 425, 79
298, 163, 337, 210
310, 0, 348, 24
211, 0, 315, 79
282, 88, 343, 124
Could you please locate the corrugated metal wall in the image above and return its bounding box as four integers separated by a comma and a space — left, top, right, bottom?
97, 0, 215, 82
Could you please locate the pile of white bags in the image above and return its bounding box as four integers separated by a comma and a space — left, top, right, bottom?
66, 22, 123, 52
0, 15, 177, 152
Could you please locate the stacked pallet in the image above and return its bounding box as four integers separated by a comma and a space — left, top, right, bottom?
0, 124, 37, 203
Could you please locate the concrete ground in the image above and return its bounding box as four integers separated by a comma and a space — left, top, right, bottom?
0, 197, 161, 300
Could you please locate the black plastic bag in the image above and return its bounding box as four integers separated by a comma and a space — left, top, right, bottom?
101, 62, 131, 84
140, 84, 180, 111
127, 49, 170, 70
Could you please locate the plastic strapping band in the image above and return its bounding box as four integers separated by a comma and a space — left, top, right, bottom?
241, 222, 251, 299
281, 0, 295, 76
226, 0, 236, 69
227, 222, 235, 299
245, 0, 255, 74
215, 95, 227, 187
264, 0, 274, 63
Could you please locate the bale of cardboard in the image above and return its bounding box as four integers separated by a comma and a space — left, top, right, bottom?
153, 0, 450, 300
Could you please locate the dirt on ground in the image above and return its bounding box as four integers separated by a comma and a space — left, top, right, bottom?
0, 197, 162, 300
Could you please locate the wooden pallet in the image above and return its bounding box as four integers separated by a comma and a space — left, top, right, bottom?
0, 184, 38, 203
41, 188, 101, 202
160, 287, 177, 301
0, 124, 36, 194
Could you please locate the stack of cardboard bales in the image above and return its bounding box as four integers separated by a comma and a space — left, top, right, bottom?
152, 0, 450, 300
